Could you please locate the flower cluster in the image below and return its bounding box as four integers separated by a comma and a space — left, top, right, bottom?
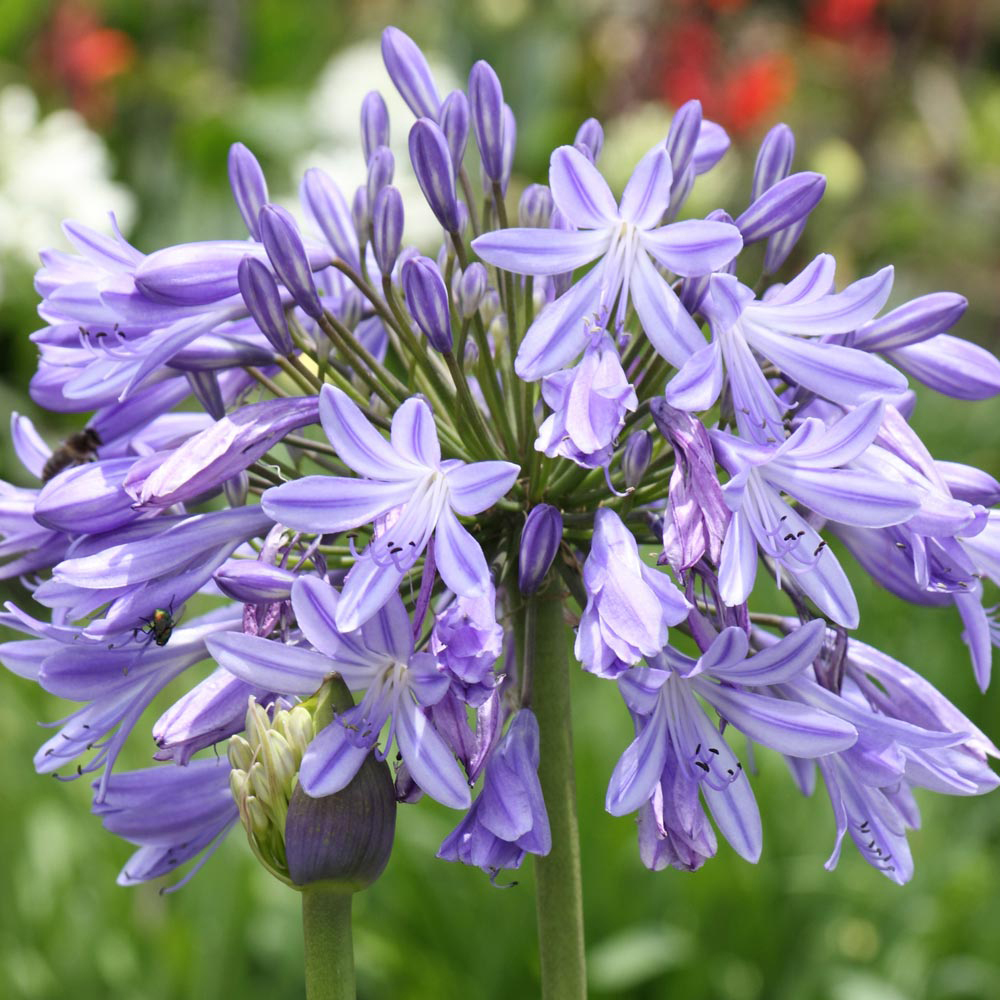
3, 26, 999, 895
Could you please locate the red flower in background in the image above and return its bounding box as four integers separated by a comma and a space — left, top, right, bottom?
34, 0, 134, 124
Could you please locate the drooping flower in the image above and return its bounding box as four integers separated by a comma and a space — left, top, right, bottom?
575, 509, 690, 678
607, 621, 856, 865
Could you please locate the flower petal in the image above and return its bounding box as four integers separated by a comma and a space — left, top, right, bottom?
606, 696, 670, 817
630, 249, 706, 366
712, 619, 825, 685
446, 461, 520, 515
390, 397, 441, 468
435, 507, 491, 598
319, 385, 419, 480
205, 632, 331, 696
641, 220, 743, 278
514, 260, 606, 380
394, 696, 471, 808
298, 722, 371, 797
618, 146, 673, 229
471, 227, 610, 276
262, 475, 415, 533
548, 145, 618, 229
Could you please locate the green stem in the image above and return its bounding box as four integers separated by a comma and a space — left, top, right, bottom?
524, 593, 586, 1000
301, 884, 356, 1000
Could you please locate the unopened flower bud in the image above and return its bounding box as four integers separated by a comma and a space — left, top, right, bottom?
238, 255, 294, 356
479, 289, 502, 326
366, 145, 395, 209
573, 117, 603, 163
440, 89, 470, 169
284, 752, 397, 889
228, 142, 269, 240
409, 118, 461, 232
751, 123, 795, 201
455, 262, 488, 318
360, 90, 390, 164
258, 205, 323, 320
735, 172, 825, 244
402, 256, 453, 353
666, 100, 702, 182
519, 184, 553, 228
469, 60, 505, 182
372, 186, 404, 276
351, 185, 369, 242
518, 503, 563, 595
622, 430, 652, 489
500, 105, 516, 193
381, 26, 441, 120
300, 167, 360, 269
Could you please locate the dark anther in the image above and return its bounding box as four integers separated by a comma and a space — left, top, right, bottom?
695, 761, 710, 772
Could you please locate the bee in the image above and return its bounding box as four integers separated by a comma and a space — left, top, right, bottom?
41, 427, 102, 483
135, 607, 177, 647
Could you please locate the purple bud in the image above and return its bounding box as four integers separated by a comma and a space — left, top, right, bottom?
285, 751, 397, 889
214, 559, 298, 602
518, 503, 563, 595
751, 123, 795, 201
666, 100, 702, 181
237, 255, 294, 356
381, 26, 441, 120
455, 262, 488, 319
258, 205, 323, 319
500, 104, 516, 193
573, 117, 604, 163
351, 185, 369, 243
469, 61, 505, 182
692, 120, 730, 174
518, 184, 554, 228
402, 256, 453, 353
439, 90, 470, 170
34, 457, 142, 534
408, 118, 460, 231
735, 171, 825, 244
360, 90, 390, 164
300, 168, 360, 270
372, 186, 405, 277
622, 430, 652, 489
853, 292, 968, 352
366, 145, 395, 209
763, 218, 807, 274
228, 142, 269, 240
186, 370, 226, 420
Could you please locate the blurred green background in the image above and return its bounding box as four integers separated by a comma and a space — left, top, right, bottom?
1, 1, 1000, 997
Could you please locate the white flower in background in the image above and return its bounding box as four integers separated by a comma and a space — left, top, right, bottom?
293, 41, 461, 248
0, 84, 135, 299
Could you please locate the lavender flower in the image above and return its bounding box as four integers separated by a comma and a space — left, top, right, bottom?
473, 144, 743, 378
262, 384, 518, 631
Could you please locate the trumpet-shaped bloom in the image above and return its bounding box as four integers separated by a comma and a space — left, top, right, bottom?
607, 621, 856, 864
666, 260, 905, 441
575, 509, 691, 678
262, 385, 519, 632
473, 144, 742, 379
711, 400, 919, 627
207, 576, 472, 810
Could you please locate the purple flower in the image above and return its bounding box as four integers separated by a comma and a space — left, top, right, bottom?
262, 385, 519, 631
437, 709, 550, 875
207, 576, 472, 809
127, 395, 319, 509
666, 259, 905, 441
535, 333, 637, 469
711, 400, 920, 627
92, 758, 237, 886
472, 144, 743, 379
576, 509, 690, 678
607, 621, 856, 865
650, 399, 729, 572
381, 26, 442, 121
431, 584, 504, 704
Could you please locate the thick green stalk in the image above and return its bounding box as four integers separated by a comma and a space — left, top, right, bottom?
302, 884, 356, 1000
524, 593, 587, 1000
